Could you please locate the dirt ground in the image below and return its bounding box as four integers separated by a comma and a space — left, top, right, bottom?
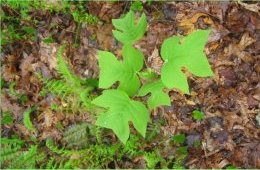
1, 1, 259, 169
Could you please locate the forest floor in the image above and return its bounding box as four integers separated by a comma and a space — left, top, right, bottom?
1, 1, 259, 169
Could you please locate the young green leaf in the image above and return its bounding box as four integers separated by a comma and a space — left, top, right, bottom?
138, 68, 158, 81
226, 165, 239, 169
138, 80, 170, 109
130, 1, 143, 12
176, 146, 188, 155
92, 89, 150, 144
112, 10, 147, 44
160, 30, 213, 94
98, 45, 144, 96
192, 110, 204, 121
172, 134, 186, 144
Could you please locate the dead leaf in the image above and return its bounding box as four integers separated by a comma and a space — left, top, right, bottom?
238, 2, 260, 13
39, 42, 58, 70
147, 48, 163, 75
224, 32, 256, 59
20, 54, 35, 77
216, 159, 230, 169
178, 12, 213, 33
88, 2, 124, 22
96, 23, 113, 50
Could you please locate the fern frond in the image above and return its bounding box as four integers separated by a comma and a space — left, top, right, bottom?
0, 144, 22, 163
46, 139, 66, 155
1, 137, 24, 145
63, 123, 90, 149
46, 157, 56, 169
122, 135, 142, 158
92, 126, 102, 144
46, 157, 73, 169
79, 89, 94, 110
144, 151, 162, 169
172, 153, 186, 169
0, 138, 40, 169
46, 137, 118, 168
9, 145, 38, 169
23, 106, 37, 132
44, 79, 74, 98
46, 138, 79, 157
56, 45, 82, 86
37, 45, 95, 114
0, 137, 24, 164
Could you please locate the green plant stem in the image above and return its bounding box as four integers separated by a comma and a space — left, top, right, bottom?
74, 22, 82, 45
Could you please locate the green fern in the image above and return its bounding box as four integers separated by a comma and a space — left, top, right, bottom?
0, 137, 43, 169
45, 157, 73, 169
39, 45, 96, 113
23, 106, 37, 132
44, 79, 74, 99
9, 145, 38, 169
56, 45, 82, 86
63, 123, 105, 149
46, 138, 74, 156
122, 135, 142, 158
0, 138, 24, 165
92, 126, 102, 144
144, 151, 163, 169
46, 138, 118, 168
63, 123, 91, 149
45, 157, 56, 169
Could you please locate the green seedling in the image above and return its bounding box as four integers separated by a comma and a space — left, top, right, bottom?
192, 110, 204, 121
172, 134, 186, 144
130, 1, 143, 12
93, 10, 213, 144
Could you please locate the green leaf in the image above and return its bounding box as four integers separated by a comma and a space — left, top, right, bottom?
23, 106, 36, 132
226, 165, 239, 169
1, 111, 13, 125
172, 134, 186, 144
0, 78, 4, 89
192, 110, 204, 121
56, 45, 82, 86
22, 26, 36, 35
92, 89, 150, 144
98, 45, 144, 96
161, 30, 214, 94
43, 36, 55, 44
130, 1, 143, 12
138, 68, 158, 81
176, 146, 188, 155
112, 10, 147, 45
138, 80, 170, 109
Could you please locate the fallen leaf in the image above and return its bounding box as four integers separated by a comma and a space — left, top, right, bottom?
178, 12, 213, 33
39, 42, 58, 70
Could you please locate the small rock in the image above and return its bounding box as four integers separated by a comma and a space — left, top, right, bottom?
186, 133, 201, 147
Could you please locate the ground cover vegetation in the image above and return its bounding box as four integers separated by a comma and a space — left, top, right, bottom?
1, 1, 259, 169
